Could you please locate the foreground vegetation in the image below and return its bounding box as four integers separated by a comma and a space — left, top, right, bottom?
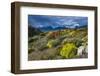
28, 27, 88, 60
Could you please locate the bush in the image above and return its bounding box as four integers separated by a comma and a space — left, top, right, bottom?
47, 39, 60, 48
28, 36, 39, 43
28, 48, 35, 54
74, 39, 83, 47
39, 46, 48, 51
60, 43, 77, 58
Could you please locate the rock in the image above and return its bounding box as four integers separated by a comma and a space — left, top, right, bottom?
85, 45, 88, 53
77, 46, 85, 56
82, 45, 88, 58
77, 45, 88, 58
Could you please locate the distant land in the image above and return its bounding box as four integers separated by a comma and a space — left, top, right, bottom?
35, 24, 87, 32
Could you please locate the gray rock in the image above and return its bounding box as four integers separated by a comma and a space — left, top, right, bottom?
77, 46, 85, 56
77, 45, 88, 58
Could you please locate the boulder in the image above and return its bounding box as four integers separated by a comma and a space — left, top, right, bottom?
77, 45, 88, 58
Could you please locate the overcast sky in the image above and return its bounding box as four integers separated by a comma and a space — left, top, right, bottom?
28, 15, 88, 28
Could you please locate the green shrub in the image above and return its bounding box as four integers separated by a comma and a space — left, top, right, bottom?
47, 39, 60, 48
47, 40, 54, 48
60, 43, 77, 58
28, 48, 35, 54
74, 39, 83, 47
39, 46, 48, 51
28, 36, 39, 43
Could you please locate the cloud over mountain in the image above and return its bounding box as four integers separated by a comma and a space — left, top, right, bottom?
28, 15, 88, 31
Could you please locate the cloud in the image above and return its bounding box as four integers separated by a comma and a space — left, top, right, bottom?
74, 23, 80, 27
62, 20, 77, 26
28, 15, 88, 28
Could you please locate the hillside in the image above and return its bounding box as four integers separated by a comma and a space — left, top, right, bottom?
28, 25, 42, 37
28, 27, 88, 60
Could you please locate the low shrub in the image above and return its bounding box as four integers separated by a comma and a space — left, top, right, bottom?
60, 43, 77, 58
47, 39, 60, 48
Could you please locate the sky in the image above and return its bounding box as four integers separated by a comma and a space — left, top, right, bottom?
28, 15, 88, 28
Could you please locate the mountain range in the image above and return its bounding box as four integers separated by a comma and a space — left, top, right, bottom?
35, 24, 87, 32
28, 15, 88, 32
